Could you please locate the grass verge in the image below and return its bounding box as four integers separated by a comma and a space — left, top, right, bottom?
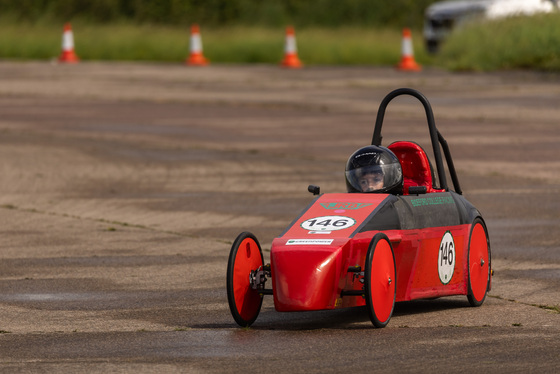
0, 19, 430, 65
437, 12, 560, 71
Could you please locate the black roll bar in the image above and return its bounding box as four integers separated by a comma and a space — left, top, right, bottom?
437, 130, 462, 195
371, 88, 462, 195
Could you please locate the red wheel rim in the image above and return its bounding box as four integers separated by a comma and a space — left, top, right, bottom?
232, 237, 263, 322
469, 223, 489, 302
369, 239, 396, 324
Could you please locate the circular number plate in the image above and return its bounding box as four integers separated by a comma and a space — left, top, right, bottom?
438, 231, 455, 284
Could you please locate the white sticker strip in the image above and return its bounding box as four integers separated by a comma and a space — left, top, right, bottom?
286, 239, 334, 246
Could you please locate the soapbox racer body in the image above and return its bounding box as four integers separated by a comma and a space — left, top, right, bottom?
227, 88, 492, 328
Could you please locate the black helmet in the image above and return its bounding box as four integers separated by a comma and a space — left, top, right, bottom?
345, 145, 403, 194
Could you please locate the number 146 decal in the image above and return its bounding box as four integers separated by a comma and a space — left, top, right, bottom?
438, 231, 455, 284
301, 216, 356, 232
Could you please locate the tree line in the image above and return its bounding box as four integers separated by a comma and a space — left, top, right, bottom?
2, 0, 439, 28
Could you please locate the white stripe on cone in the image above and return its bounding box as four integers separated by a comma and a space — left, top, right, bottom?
62, 28, 75, 52
401, 34, 414, 58
285, 34, 297, 54
190, 31, 203, 54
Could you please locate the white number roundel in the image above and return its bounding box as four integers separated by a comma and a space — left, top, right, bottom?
300, 216, 356, 231
438, 231, 455, 284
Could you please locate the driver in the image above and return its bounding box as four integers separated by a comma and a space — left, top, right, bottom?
345, 145, 403, 194
358, 168, 384, 192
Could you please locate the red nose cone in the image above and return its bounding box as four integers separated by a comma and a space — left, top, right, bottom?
271, 243, 344, 311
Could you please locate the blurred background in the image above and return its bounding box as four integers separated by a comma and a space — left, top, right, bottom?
0, 0, 559, 70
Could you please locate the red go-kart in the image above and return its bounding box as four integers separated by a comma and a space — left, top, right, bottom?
227, 88, 492, 328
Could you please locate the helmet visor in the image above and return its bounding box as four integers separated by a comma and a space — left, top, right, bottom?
346, 164, 402, 193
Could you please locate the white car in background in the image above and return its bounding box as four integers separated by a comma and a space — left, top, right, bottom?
424, 0, 558, 53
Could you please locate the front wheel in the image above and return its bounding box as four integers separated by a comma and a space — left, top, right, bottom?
226, 232, 264, 327
364, 233, 396, 328
467, 218, 491, 307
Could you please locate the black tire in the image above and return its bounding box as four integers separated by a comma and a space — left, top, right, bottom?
466, 218, 491, 307
226, 232, 264, 327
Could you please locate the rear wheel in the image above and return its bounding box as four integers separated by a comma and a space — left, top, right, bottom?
467, 218, 491, 307
227, 232, 264, 327
364, 233, 396, 328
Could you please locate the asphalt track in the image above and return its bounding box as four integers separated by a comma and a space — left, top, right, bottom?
0, 62, 559, 372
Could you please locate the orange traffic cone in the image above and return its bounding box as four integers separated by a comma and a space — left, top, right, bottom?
186, 24, 209, 66
58, 23, 79, 63
397, 28, 421, 71
281, 26, 302, 69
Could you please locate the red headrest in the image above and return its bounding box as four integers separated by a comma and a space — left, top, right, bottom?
388, 141, 435, 194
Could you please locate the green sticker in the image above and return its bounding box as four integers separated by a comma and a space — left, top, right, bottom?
411, 196, 454, 207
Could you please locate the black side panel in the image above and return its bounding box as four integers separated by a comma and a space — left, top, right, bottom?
451, 193, 481, 224
356, 195, 401, 234
311, 192, 480, 236
395, 193, 461, 230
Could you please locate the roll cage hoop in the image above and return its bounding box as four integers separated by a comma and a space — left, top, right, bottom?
371, 88, 462, 195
